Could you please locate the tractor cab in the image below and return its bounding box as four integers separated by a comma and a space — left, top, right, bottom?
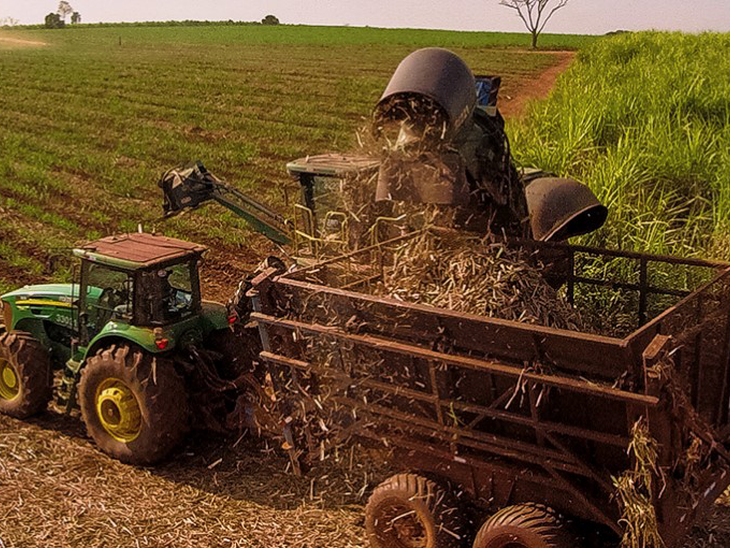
286, 154, 381, 255
73, 232, 206, 341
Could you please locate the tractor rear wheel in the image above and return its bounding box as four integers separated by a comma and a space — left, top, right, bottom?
0, 331, 53, 418
365, 473, 466, 548
472, 503, 575, 548
78, 344, 188, 465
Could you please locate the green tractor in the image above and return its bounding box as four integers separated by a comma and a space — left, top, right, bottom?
0, 232, 239, 464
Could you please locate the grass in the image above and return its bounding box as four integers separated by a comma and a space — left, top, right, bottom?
510, 31, 730, 259
4, 22, 597, 49
0, 24, 575, 296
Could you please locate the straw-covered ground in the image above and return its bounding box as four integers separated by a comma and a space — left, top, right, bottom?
1, 410, 729, 548
0, 409, 380, 548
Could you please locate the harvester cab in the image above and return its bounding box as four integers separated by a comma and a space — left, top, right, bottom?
284, 154, 381, 254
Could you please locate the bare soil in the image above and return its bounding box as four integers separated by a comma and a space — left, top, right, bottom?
500, 51, 576, 118
0, 34, 47, 48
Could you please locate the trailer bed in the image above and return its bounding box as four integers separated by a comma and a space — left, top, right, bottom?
250, 230, 730, 546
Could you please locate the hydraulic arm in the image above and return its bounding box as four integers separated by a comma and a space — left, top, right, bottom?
159, 162, 293, 246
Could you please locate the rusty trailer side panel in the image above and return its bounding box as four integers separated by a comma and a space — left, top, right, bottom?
249, 235, 730, 547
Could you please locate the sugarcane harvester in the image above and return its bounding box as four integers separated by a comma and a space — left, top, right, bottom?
160, 48, 607, 257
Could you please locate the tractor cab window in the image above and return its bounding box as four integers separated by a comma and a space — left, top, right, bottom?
164, 263, 194, 311
138, 262, 197, 324
85, 263, 134, 336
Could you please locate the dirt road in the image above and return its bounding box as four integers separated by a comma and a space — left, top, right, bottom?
500, 51, 576, 118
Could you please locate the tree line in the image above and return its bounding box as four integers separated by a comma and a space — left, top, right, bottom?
40, 7, 279, 30
12, 0, 574, 49
45, 1, 80, 28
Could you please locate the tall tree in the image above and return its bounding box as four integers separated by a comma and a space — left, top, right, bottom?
71, 11, 81, 24
57, 1, 73, 23
499, 0, 570, 49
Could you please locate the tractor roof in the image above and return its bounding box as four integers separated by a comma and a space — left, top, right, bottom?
73, 233, 207, 269
287, 154, 380, 178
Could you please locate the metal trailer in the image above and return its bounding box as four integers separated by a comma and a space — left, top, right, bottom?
248, 229, 730, 548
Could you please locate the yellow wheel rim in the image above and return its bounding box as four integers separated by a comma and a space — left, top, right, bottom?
0, 358, 20, 401
95, 378, 142, 443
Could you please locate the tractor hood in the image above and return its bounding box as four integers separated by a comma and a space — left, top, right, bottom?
1, 284, 87, 333
2, 283, 102, 304
2, 283, 78, 302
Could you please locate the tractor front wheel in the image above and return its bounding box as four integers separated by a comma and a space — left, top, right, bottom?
0, 331, 53, 418
472, 503, 575, 548
78, 344, 188, 465
365, 473, 467, 548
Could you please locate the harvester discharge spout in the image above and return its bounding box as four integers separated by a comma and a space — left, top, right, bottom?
372, 47, 608, 242
371, 47, 530, 236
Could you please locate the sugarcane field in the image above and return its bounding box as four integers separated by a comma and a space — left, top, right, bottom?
2, 2, 730, 547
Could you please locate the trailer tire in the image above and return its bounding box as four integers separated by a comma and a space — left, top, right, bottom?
0, 331, 53, 419
78, 344, 188, 465
365, 473, 466, 548
472, 503, 574, 548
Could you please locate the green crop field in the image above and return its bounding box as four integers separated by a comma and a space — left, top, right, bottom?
511, 31, 730, 259
0, 24, 587, 297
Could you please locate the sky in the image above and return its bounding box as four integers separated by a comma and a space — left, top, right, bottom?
1, 0, 730, 35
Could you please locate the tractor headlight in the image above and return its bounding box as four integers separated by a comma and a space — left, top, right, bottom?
1, 300, 12, 329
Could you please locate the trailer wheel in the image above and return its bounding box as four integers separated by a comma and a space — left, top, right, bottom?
472, 503, 574, 548
365, 473, 466, 548
0, 331, 53, 419
78, 344, 188, 465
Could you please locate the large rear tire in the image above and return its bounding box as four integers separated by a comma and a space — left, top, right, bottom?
365, 473, 467, 548
472, 503, 575, 548
78, 344, 188, 465
0, 331, 53, 418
